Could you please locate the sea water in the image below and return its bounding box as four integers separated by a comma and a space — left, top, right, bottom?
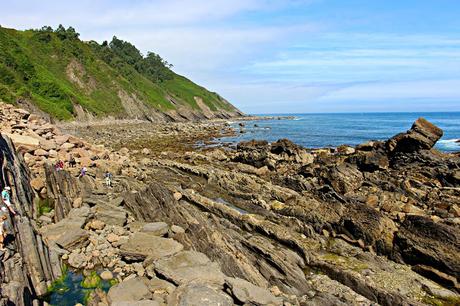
219, 112, 460, 152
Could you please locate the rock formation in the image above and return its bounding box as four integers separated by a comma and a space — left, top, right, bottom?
0, 135, 61, 305
0, 101, 459, 306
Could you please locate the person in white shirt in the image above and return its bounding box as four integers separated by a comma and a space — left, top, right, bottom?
1, 187, 16, 216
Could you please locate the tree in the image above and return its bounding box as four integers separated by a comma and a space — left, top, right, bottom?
66, 26, 80, 39
140, 52, 173, 82
40, 26, 53, 32
54, 24, 67, 40
54, 24, 80, 40
109, 36, 143, 66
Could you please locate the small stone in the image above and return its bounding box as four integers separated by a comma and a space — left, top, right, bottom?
68, 252, 87, 269
61, 142, 75, 150
73, 197, 83, 208
112, 236, 129, 247
89, 220, 106, 230
366, 195, 379, 207
30, 177, 45, 192
270, 286, 282, 296
450, 204, 460, 217
173, 192, 182, 201
38, 215, 52, 224
171, 225, 185, 234
141, 222, 169, 236
270, 200, 285, 211
402, 203, 424, 215
141, 148, 151, 155
119, 147, 129, 155
100, 270, 114, 281
34, 148, 49, 156
107, 233, 120, 243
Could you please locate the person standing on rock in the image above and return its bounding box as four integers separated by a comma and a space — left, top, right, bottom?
79, 166, 87, 178
69, 154, 76, 168
1, 187, 16, 216
105, 171, 113, 188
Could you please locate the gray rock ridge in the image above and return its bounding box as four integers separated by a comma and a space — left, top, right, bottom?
0, 135, 61, 306
124, 182, 424, 306
44, 162, 83, 221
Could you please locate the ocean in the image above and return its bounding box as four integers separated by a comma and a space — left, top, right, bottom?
218, 112, 460, 153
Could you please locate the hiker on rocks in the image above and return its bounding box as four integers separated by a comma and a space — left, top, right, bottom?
1, 187, 16, 216
69, 155, 76, 168
105, 171, 113, 188
54, 160, 64, 171
79, 166, 87, 178
0, 215, 8, 250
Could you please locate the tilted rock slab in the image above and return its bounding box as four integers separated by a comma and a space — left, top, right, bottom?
120, 232, 183, 261
0, 135, 61, 305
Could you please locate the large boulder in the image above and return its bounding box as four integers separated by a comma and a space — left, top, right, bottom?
271, 138, 314, 164
120, 232, 183, 261
234, 140, 270, 168
394, 215, 460, 289
107, 277, 152, 303
154, 251, 226, 286
3, 133, 39, 152
40, 211, 87, 244
95, 203, 127, 226
327, 163, 363, 194
54, 228, 89, 250
112, 301, 160, 306
167, 283, 233, 306
225, 277, 282, 305
386, 118, 443, 153
68, 252, 88, 269
140, 222, 169, 236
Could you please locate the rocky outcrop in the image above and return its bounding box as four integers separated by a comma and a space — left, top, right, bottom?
119, 117, 459, 305
394, 215, 460, 289
1, 100, 459, 306
0, 135, 61, 305
386, 117, 443, 153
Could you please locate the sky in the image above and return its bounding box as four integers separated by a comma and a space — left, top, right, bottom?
1, 0, 460, 114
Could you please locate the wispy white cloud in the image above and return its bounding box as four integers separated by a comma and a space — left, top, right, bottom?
1, 0, 459, 113
319, 79, 460, 102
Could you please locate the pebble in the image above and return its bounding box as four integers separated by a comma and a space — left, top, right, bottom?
100, 270, 114, 280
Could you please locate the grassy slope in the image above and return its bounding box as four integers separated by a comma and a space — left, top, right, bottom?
0, 27, 237, 120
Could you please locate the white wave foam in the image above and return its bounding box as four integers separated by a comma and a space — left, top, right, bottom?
437, 138, 460, 150
438, 138, 460, 144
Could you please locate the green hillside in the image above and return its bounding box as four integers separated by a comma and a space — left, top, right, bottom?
0, 25, 241, 120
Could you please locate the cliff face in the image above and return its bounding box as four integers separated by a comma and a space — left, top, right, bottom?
0, 26, 243, 122
0, 135, 61, 305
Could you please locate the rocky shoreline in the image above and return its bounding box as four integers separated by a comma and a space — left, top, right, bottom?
0, 102, 459, 305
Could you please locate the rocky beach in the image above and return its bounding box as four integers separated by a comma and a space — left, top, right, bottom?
0, 102, 459, 306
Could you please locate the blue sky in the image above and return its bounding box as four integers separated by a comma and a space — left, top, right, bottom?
1, 0, 460, 113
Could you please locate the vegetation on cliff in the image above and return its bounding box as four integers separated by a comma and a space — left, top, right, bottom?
0, 25, 238, 120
